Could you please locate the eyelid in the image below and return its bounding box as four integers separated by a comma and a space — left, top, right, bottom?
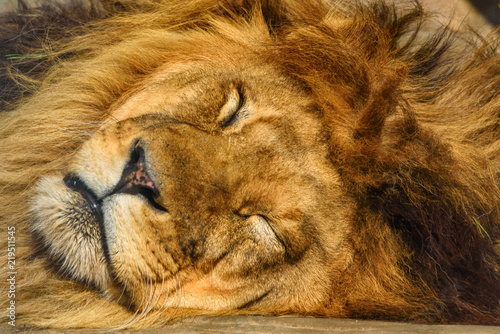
246, 214, 286, 252
238, 207, 283, 241
218, 85, 245, 128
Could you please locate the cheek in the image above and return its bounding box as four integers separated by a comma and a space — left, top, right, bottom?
210, 215, 286, 280
102, 195, 181, 285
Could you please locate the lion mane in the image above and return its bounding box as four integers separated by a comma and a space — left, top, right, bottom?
0, 0, 499, 329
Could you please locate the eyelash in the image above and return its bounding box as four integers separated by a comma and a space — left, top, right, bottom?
221, 88, 246, 128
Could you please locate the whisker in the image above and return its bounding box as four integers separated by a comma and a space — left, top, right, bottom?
115, 277, 128, 305
134, 268, 156, 326
144, 261, 174, 326
171, 272, 182, 320
118, 263, 148, 329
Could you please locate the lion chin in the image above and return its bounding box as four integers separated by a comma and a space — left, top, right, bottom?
0, 0, 499, 329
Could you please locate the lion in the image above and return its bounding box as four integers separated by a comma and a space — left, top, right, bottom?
0, 0, 499, 329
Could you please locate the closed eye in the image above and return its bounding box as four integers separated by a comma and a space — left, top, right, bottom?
218, 85, 246, 128
248, 214, 285, 253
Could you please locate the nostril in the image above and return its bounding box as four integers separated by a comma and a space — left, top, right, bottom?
114, 143, 155, 193
129, 140, 142, 165
111, 143, 167, 212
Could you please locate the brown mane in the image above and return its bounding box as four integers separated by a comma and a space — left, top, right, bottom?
0, 0, 499, 328
272, 2, 500, 323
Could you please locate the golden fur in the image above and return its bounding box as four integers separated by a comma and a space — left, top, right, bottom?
0, 0, 499, 329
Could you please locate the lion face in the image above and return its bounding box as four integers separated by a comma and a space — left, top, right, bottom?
30, 59, 354, 313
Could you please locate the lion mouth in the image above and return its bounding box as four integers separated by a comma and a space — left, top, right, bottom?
64, 175, 103, 221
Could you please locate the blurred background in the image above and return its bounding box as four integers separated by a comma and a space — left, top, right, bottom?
420, 0, 499, 31
469, 0, 499, 25
0, 0, 498, 28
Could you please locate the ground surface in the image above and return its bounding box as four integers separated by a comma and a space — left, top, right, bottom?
2, 316, 500, 333
0, 0, 498, 333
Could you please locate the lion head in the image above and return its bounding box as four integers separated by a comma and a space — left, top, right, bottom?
31, 60, 354, 312
1, 0, 499, 329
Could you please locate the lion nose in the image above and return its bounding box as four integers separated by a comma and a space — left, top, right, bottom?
111, 145, 166, 212
112, 145, 157, 195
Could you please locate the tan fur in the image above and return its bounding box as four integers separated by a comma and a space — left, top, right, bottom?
0, 0, 499, 329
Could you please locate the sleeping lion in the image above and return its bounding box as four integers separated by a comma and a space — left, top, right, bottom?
0, 0, 499, 329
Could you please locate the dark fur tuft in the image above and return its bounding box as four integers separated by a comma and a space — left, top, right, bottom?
272, 0, 500, 324
0, 0, 107, 110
